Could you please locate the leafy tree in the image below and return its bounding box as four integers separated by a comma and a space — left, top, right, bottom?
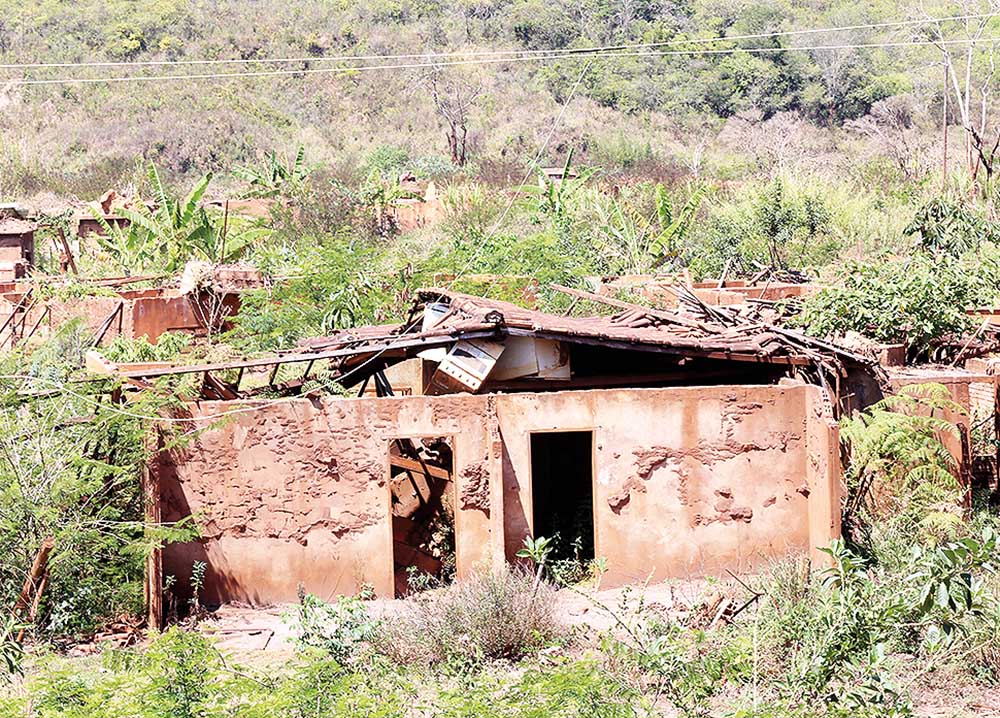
0, 323, 195, 646
905, 197, 1000, 255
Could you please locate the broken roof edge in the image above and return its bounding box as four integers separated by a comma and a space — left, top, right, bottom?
415, 286, 884, 365
93, 285, 888, 409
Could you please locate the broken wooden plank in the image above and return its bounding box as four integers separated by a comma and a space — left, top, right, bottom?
91, 302, 124, 347
22, 305, 50, 344
11, 536, 54, 642
505, 327, 814, 365
550, 283, 708, 331
390, 455, 452, 481
393, 541, 442, 575
56, 228, 79, 275
116, 331, 499, 379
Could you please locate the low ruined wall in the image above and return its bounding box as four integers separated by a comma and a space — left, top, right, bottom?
13, 289, 240, 346
129, 291, 237, 343
155, 394, 495, 604
153, 384, 840, 606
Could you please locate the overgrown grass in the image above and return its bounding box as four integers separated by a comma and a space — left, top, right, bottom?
376, 566, 563, 669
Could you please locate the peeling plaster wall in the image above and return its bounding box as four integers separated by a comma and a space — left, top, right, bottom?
156, 394, 494, 604
494, 385, 838, 585
153, 384, 839, 605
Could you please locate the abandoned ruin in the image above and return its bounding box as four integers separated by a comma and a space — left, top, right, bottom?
6, 216, 995, 625
96, 283, 898, 622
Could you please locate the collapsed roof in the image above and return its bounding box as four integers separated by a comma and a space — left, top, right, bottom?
107, 286, 886, 411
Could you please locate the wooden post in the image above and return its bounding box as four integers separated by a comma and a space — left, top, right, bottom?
143, 442, 163, 632
11, 536, 55, 642
943, 63, 949, 188
219, 200, 230, 264
57, 228, 78, 275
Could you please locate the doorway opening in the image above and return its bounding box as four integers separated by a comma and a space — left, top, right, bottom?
530, 431, 595, 563
389, 436, 455, 597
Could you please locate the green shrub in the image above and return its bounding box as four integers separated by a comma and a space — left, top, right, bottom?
102, 332, 191, 363
794, 253, 999, 360
284, 591, 381, 663
905, 197, 1000, 255
436, 660, 639, 717
364, 145, 411, 177
681, 177, 839, 279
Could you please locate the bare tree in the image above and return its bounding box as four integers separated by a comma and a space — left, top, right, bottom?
922, 2, 1000, 187
425, 67, 483, 167
846, 95, 934, 180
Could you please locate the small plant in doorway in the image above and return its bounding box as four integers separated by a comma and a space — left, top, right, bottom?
517, 535, 554, 593
188, 561, 207, 619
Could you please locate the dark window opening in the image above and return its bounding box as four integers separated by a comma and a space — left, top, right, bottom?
389, 437, 455, 597
530, 431, 595, 563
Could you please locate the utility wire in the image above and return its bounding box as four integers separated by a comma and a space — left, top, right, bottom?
0, 11, 994, 70
3, 37, 994, 86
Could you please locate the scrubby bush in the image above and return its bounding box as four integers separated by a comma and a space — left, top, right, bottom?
102, 332, 191, 363
681, 177, 838, 278
285, 591, 381, 663
795, 251, 1000, 360
376, 567, 562, 667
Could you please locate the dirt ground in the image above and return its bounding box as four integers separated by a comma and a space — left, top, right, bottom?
197, 579, 714, 653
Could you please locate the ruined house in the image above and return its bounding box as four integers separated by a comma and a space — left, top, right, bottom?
0, 211, 35, 281
132, 287, 885, 619
0, 266, 263, 350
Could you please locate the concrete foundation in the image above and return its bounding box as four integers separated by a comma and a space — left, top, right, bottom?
152, 383, 841, 606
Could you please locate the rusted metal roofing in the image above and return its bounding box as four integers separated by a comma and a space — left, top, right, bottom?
409, 288, 872, 369
102, 285, 884, 408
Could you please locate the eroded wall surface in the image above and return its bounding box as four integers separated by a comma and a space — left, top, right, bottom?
11, 289, 241, 345
494, 385, 838, 585
154, 384, 839, 605
156, 394, 495, 604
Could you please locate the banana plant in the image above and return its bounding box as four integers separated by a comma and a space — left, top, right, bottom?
593, 182, 708, 274
233, 144, 317, 198
90, 164, 264, 273
527, 149, 598, 226
648, 182, 708, 268
88, 206, 158, 276
111, 164, 214, 271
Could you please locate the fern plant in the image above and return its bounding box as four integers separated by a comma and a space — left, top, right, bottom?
841, 382, 964, 535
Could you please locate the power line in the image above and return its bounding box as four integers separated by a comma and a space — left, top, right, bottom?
3, 37, 993, 87
0, 11, 994, 70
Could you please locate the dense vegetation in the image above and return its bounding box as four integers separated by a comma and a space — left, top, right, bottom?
1, 1, 1000, 716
